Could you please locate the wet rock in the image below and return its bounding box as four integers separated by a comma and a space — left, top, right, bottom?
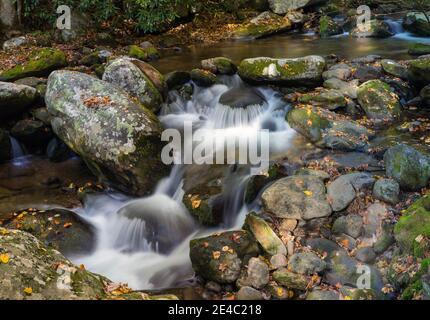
319, 16, 343, 38
244, 257, 270, 289
327, 172, 375, 212
0, 129, 11, 162
298, 89, 347, 110
325, 251, 384, 292
270, 254, 288, 269
190, 69, 218, 87
357, 80, 401, 124
10, 119, 52, 150
31, 107, 52, 126
236, 286, 263, 300
403, 12, 430, 37
362, 203, 388, 239
0, 82, 37, 118
46, 70, 168, 196
323, 78, 358, 98
394, 194, 430, 257
408, 43, 430, 56
355, 247, 376, 264
128, 44, 160, 62
232, 11, 292, 40
373, 178, 400, 205
294, 168, 329, 181
286, 107, 331, 142
245, 213, 287, 255
272, 268, 310, 290
306, 238, 343, 258
79, 50, 111, 67
335, 233, 357, 250
201, 57, 237, 75
268, 0, 327, 14
332, 215, 363, 239
102, 57, 163, 113
322, 64, 352, 81
380, 59, 408, 80
4, 209, 95, 256
2, 36, 27, 51
0, 227, 109, 300
420, 85, 430, 106
351, 20, 394, 38
189, 230, 259, 284
262, 175, 332, 220
384, 144, 430, 191
47, 137, 75, 162
238, 55, 326, 86
165, 71, 191, 89
322, 120, 372, 152
219, 86, 265, 109
0, 48, 67, 82
408, 57, 430, 87
306, 289, 339, 300
288, 252, 327, 275
354, 66, 383, 83
373, 222, 395, 254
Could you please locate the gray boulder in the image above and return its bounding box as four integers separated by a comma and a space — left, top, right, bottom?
0, 82, 37, 118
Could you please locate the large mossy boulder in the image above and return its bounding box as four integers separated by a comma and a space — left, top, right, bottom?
408, 43, 430, 56
298, 89, 347, 110
319, 15, 343, 38
403, 12, 430, 37
128, 44, 160, 62
189, 231, 260, 284
0, 227, 108, 299
244, 213, 287, 256
261, 175, 332, 220
233, 11, 292, 40
394, 195, 430, 257
357, 80, 401, 124
45, 70, 168, 196
238, 55, 326, 86
408, 57, 430, 87
102, 57, 164, 113
268, 0, 327, 14
380, 59, 408, 80
4, 209, 95, 256
286, 107, 372, 151
384, 144, 430, 191
0, 48, 67, 82
0, 82, 37, 118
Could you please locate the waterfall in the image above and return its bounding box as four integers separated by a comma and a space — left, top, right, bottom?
9, 136, 30, 166
73, 75, 296, 290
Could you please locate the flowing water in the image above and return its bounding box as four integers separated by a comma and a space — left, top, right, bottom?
73, 75, 296, 290
8, 22, 429, 290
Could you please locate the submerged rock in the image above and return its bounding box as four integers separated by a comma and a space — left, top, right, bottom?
0, 82, 37, 118
238, 55, 326, 86
0, 48, 67, 82
103, 57, 164, 113
233, 11, 292, 40
262, 175, 332, 220
4, 209, 95, 256
384, 144, 430, 191
357, 80, 401, 124
46, 70, 168, 196
189, 231, 259, 284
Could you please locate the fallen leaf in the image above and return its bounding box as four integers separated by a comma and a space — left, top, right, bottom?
303, 190, 313, 197
0, 253, 10, 264
23, 287, 33, 295
212, 251, 221, 260
63, 222, 73, 229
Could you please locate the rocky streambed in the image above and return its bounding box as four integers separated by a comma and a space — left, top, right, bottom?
1, 21, 430, 300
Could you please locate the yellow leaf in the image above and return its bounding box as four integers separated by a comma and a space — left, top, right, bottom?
0, 253, 10, 264
343, 295, 352, 300
212, 251, 221, 260
63, 222, 73, 229
23, 287, 33, 295
303, 190, 313, 197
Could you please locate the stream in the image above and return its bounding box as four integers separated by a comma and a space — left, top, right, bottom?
5, 19, 430, 291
